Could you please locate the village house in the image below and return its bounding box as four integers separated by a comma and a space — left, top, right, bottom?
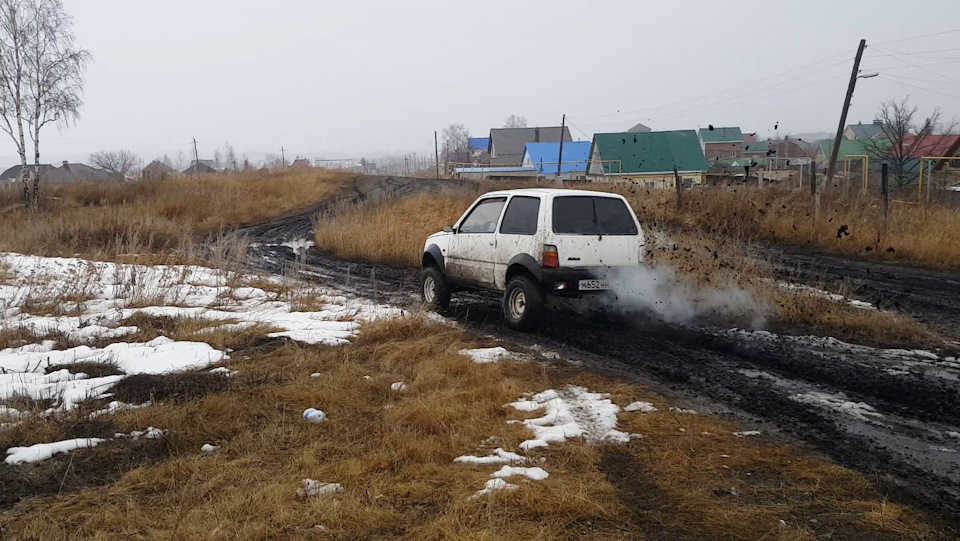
521, 141, 592, 180
586, 130, 709, 188
844, 120, 886, 140
487, 126, 572, 165
699, 126, 744, 162
0, 161, 113, 184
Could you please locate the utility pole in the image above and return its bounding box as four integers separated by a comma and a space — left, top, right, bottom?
434, 131, 440, 179
280, 147, 286, 168
192, 138, 200, 176
826, 39, 867, 190
556, 114, 566, 183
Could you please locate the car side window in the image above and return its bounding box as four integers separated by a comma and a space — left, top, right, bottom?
499, 196, 541, 235
459, 197, 507, 234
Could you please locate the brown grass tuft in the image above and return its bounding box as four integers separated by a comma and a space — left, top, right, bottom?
0, 317, 949, 539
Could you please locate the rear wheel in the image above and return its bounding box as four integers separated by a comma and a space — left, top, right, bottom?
502, 275, 545, 331
422, 266, 450, 313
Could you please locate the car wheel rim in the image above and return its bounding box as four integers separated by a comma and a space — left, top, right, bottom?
423, 276, 436, 303
508, 289, 526, 319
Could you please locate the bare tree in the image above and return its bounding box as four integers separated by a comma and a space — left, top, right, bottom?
0, 0, 32, 203
89, 149, 139, 180
503, 114, 527, 128
264, 153, 286, 170
442, 123, 470, 162
214, 141, 237, 172
862, 97, 956, 186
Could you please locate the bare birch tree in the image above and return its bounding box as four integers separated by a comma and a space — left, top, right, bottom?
0, 0, 88, 207
503, 114, 527, 128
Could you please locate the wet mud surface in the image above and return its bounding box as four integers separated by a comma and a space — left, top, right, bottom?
238, 177, 960, 529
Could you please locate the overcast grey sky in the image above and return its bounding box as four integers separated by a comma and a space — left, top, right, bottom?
14, 0, 960, 165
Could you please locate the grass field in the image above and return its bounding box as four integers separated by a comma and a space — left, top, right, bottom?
313, 186, 942, 349
0, 316, 947, 540
0, 170, 353, 263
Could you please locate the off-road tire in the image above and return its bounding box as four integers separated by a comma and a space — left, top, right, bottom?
421, 266, 451, 313
502, 275, 545, 331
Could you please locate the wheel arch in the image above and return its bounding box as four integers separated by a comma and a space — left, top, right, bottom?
423, 245, 445, 273
506, 253, 542, 283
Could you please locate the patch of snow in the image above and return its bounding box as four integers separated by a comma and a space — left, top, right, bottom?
123, 427, 166, 440
776, 282, 875, 310
733, 431, 761, 437
278, 239, 315, 254
296, 479, 343, 498
528, 344, 561, 360
5, 437, 105, 464
88, 400, 149, 419
506, 386, 629, 450
454, 448, 527, 465
792, 391, 884, 422
946, 431, 960, 440
459, 347, 514, 364
490, 465, 549, 481
470, 478, 518, 499
201, 444, 218, 453
390, 382, 407, 392
310, 372, 322, 378
624, 401, 657, 413
209, 367, 238, 377
669, 407, 698, 414
303, 408, 326, 424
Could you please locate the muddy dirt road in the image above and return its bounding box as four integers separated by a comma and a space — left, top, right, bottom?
237, 176, 960, 527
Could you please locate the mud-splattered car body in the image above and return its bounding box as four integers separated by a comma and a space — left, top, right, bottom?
421, 188, 645, 329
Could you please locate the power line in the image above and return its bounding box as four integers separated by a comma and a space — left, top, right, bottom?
878, 75, 960, 100
572, 51, 852, 121
870, 45, 960, 84
881, 73, 959, 85
872, 28, 960, 46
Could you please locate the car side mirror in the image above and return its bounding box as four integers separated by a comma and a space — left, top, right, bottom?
443, 225, 454, 233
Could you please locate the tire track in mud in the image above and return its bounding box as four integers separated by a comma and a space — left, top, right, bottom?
236, 176, 960, 526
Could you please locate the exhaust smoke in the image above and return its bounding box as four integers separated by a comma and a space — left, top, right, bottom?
601, 265, 766, 328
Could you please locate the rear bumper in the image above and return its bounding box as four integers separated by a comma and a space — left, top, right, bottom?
540, 267, 615, 296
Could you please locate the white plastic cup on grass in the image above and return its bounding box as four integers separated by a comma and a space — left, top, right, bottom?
303, 408, 326, 424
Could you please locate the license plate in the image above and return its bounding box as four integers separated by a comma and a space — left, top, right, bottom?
578, 279, 610, 291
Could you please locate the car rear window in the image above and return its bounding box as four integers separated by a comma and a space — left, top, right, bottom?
499, 196, 541, 235
552, 196, 638, 235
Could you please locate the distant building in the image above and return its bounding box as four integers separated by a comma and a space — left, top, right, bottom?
487, 126, 572, 165
0, 161, 113, 183
182, 159, 218, 175
141, 160, 175, 180
698, 126, 744, 161
468, 137, 489, 164
291, 158, 312, 171
521, 141, 592, 180
627, 122, 652, 133
844, 120, 886, 140
586, 130, 708, 188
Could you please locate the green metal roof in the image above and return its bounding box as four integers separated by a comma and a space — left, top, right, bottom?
591, 130, 708, 175
845, 122, 885, 139
698, 126, 743, 143
818, 138, 891, 161
742, 141, 769, 154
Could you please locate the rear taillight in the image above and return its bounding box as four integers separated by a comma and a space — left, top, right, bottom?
542, 244, 559, 268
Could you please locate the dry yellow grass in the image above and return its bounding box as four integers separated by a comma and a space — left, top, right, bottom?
0, 169, 353, 262
315, 188, 481, 268
0, 317, 949, 539
311, 188, 942, 348
607, 184, 960, 268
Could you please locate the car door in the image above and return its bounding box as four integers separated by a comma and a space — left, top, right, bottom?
551, 195, 642, 267
447, 196, 507, 287
494, 195, 543, 290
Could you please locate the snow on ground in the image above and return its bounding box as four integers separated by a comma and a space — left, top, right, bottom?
491, 465, 549, 481
775, 282, 875, 310
624, 401, 658, 413
297, 479, 343, 498
792, 391, 884, 422
506, 386, 629, 450
5, 437, 105, 464
733, 431, 762, 437
458, 347, 515, 364
454, 448, 527, 465
201, 444, 218, 453
470, 478, 518, 499
0, 254, 404, 414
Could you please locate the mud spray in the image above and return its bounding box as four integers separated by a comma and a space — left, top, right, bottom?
600, 265, 766, 328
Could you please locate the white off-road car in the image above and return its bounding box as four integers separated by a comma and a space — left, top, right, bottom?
421, 188, 645, 330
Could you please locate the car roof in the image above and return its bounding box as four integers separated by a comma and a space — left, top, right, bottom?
476, 188, 625, 198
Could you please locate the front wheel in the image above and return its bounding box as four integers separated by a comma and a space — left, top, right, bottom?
502, 275, 545, 331
422, 266, 451, 313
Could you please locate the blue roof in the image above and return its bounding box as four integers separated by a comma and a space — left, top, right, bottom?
522, 141, 592, 174
468, 137, 489, 150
